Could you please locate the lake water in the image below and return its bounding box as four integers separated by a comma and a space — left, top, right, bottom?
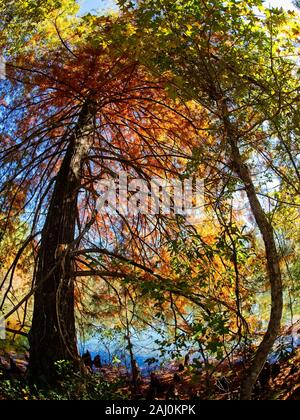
80, 292, 300, 371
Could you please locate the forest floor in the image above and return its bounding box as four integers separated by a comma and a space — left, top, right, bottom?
1, 343, 300, 400
101, 347, 300, 401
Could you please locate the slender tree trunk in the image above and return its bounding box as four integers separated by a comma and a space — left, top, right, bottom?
221, 107, 283, 400
235, 144, 283, 400
124, 291, 139, 394
29, 100, 95, 383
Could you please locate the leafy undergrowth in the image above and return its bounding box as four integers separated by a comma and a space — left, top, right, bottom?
1, 350, 300, 400
0, 361, 128, 400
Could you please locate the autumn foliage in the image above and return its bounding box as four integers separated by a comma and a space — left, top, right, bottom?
0, 0, 300, 401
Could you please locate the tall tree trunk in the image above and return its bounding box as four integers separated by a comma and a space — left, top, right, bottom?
221, 107, 283, 400
29, 100, 95, 383
235, 144, 283, 400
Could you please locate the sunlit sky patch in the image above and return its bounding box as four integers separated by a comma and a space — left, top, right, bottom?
79, 0, 117, 14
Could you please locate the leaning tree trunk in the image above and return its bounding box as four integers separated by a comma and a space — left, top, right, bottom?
221, 107, 283, 400
29, 100, 95, 383
235, 144, 283, 400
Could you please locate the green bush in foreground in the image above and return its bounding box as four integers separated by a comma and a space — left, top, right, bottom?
0, 360, 127, 400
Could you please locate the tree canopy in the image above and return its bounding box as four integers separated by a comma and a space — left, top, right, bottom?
0, 0, 300, 401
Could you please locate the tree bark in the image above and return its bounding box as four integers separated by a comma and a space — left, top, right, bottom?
221, 109, 283, 400
29, 100, 95, 383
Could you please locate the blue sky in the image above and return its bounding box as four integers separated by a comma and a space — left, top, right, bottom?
79, 0, 298, 14
80, 0, 117, 14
